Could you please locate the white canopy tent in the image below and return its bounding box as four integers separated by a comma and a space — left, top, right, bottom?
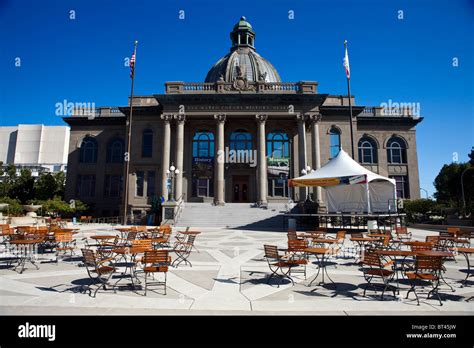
289, 150, 397, 213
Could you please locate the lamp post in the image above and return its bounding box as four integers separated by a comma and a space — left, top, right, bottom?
301, 165, 314, 201
420, 188, 429, 199
166, 164, 179, 202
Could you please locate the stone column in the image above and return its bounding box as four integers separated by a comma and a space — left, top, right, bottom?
256, 114, 268, 205
174, 114, 185, 201
296, 113, 307, 201
214, 114, 226, 205
160, 114, 172, 200
309, 111, 323, 203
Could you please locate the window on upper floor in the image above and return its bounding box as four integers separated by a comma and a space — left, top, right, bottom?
142, 129, 153, 158
79, 136, 98, 163
230, 129, 252, 151
358, 137, 378, 164
106, 138, 124, 163
387, 136, 407, 164
329, 127, 341, 159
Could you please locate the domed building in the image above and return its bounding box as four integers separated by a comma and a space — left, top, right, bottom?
64, 17, 422, 222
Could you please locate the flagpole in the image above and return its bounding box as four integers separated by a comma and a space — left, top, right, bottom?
122, 40, 138, 225
344, 40, 355, 159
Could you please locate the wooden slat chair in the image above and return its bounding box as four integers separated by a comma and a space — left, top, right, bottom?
172, 234, 196, 267
360, 248, 397, 300
405, 255, 444, 306
397, 241, 435, 276
263, 244, 296, 287
81, 249, 116, 297
392, 227, 412, 246
142, 250, 171, 295
0, 224, 15, 243
153, 229, 172, 250
425, 236, 443, 250
370, 232, 392, 250
287, 230, 303, 241
287, 239, 309, 279
54, 232, 76, 263
328, 230, 347, 250
454, 229, 471, 247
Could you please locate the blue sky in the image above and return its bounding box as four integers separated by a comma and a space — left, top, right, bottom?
0, 0, 473, 196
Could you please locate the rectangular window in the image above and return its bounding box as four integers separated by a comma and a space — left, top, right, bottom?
390, 175, 410, 199
136, 171, 144, 197
268, 178, 288, 197
76, 175, 96, 197
104, 175, 123, 197
147, 171, 156, 197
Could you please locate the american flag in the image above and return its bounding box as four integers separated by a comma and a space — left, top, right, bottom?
343, 41, 350, 79
130, 52, 136, 79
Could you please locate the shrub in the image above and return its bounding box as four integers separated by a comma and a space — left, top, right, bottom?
0, 197, 23, 216
402, 199, 445, 223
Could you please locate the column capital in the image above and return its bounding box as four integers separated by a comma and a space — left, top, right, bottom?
295, 113, 307, 122
255, 114, 268, 123
174, 113, 186, 123
214, 113, 226, 123
161, 114, 174, 122
307, 112, 322, 123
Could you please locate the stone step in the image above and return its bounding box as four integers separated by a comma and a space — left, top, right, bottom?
175, 203, 287, 229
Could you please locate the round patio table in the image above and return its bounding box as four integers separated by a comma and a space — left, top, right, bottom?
305, 247, 339, 288
9, 239, 42, 273
111, 246, 152, 290
453, 247, 474, 287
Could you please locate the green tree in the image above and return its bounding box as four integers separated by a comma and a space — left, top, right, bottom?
434, 161, 473, 213
469, 147, 474, 166
9, 168, 35, 203
34, 173, 58, 200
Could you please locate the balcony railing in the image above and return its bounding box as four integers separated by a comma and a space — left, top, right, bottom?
359, 106, 419, 117
165, 81, 318, 94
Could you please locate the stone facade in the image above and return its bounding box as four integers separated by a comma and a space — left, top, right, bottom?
63, 18, 422, 218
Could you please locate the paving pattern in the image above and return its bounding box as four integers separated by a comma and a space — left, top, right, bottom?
1, 225, 473, 315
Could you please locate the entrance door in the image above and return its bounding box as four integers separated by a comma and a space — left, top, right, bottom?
233, 176, 249, 202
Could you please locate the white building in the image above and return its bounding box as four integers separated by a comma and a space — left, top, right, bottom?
0, 125, 70, 176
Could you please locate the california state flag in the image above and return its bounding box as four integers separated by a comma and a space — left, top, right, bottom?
343, 43, 350, 79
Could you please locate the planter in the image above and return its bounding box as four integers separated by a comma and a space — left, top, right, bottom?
22, 204, 42, 217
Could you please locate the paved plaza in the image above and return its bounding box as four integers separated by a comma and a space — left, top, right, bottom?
0, 225, 473, 315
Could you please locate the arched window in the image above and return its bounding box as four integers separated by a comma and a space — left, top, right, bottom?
106, 138, 124, 163
193, 131, 215, 158
79, 136, 98, 163
267, 131, 289, 158
329, 127, 341, 158
358, 137, 378, 164
142, 129, 153, 158
230, 129, 252, 151
387, 136, 407, 164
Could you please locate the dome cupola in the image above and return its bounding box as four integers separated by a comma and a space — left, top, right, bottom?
205, 17, 281, 84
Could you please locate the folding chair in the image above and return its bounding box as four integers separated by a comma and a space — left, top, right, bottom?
263, 244, 296, 287
81, 249, 116, 298
54, 232, 76, 263
287, 239, 309, 279
172, 235, 196, 267
405, 255, 444, 306
143, 250, 171, 295
360, 248, 397, 300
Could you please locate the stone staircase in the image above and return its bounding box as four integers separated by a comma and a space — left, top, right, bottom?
175, 202, 287, 230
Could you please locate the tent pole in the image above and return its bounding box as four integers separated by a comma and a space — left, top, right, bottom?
366, 177, 371, 214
